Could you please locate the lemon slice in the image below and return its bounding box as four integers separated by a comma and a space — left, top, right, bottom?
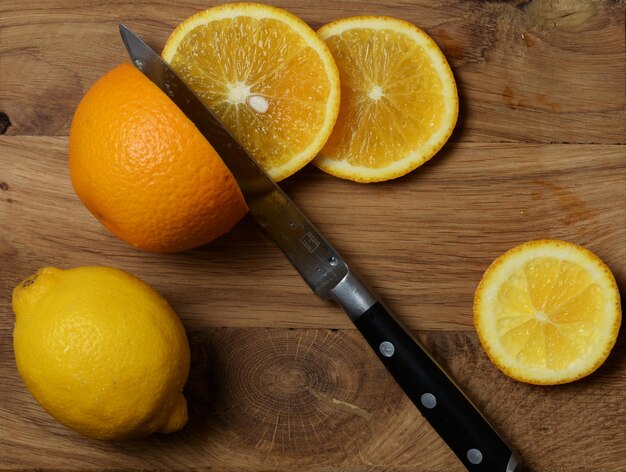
162, 3, 340, 181
316, 16, 458, 182
474, 240, 621, 385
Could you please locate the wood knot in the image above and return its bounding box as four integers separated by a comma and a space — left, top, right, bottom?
264, 364, 307, 392
0, 112, 11, 135
523, 0, 598, 30
185, 328, 397, 460
0, 181, 8, 191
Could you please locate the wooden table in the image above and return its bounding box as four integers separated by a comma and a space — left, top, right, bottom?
1, 1, 624, 470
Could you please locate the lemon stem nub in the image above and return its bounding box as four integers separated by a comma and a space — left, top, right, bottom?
12, 267, 62, 319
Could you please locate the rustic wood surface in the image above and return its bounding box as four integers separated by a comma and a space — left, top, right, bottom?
1, 0, 625, 471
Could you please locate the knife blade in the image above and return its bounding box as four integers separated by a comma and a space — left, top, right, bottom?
119, 24, 520, 472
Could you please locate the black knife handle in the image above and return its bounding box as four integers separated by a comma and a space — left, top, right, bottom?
354, 302, 519, 472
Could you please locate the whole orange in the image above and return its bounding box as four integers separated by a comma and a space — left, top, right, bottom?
69, 63, 248, 253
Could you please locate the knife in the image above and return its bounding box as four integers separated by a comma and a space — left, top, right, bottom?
119, 24, 520, 472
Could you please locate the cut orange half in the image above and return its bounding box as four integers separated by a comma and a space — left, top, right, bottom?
162, 3, 340, 181
474, 240, 621, 385
316, 16, 458, 182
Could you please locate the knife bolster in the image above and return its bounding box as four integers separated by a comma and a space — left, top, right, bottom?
328, 270, 377, 321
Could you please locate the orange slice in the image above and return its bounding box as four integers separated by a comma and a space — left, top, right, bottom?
162, 3, 340, 181
316, 16, 458, 182
474, 240, 621, 385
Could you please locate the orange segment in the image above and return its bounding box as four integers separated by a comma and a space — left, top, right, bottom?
316, 16, 458, 182
474, 240, 621, 385
162, 3, 340, 181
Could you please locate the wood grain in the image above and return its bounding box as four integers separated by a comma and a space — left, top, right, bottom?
2, 327, 625, 471
0, 0, 625, 470
1, 138, 624, 468
0, 0, 624, 142
1, 137, 624, 331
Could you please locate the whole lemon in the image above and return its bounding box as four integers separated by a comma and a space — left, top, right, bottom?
12, 266, 190, 440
